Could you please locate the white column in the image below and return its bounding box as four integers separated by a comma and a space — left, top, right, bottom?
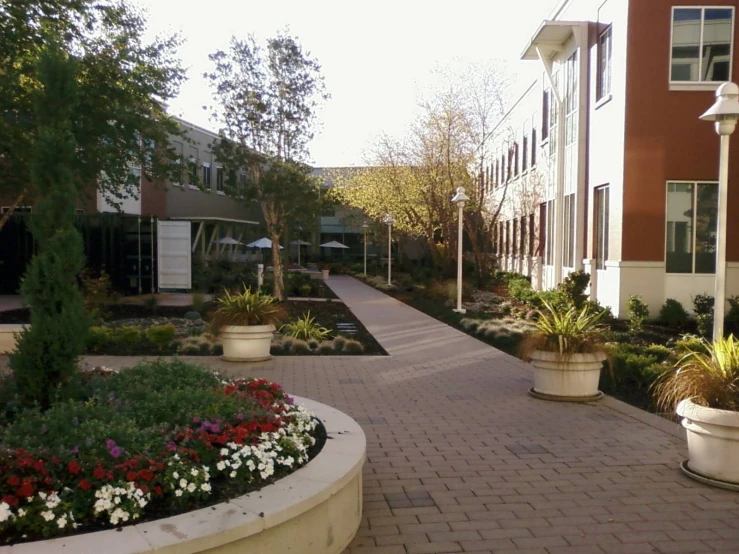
714, 134, 730, 340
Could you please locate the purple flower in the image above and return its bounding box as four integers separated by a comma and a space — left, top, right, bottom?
110, 446, 123, 459
285, 395, 295, 405
192, 417, 201, 424
71, 446, 79, 455
235, 413, 244, 421
105, 439, 116, 450
166, 441, 177, 452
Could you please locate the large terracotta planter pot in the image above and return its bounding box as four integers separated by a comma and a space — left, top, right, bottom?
528, 350, 607, 401
677, 399, 739, 486
220, 324, 274, 362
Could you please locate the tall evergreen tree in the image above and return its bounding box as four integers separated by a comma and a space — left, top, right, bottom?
9, 44, 89, 409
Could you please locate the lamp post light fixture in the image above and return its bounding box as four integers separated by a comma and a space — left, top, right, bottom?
383, 214, 394, 285
451, 186, 470, 313
700, 81, 739, 341
362, 220, 368, 275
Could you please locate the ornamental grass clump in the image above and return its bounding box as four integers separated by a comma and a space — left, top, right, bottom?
279, 311, 332, 341
209, 286, 285, 336
519, 300, 609, 360
653, 335, 739, 412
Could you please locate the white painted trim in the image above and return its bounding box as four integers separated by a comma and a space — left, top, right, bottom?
605, 260, 666, 269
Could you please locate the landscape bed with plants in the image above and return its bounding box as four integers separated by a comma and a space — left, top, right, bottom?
355, 267, 739, 414
0, 359, 325, 543
0, 271, 386, 358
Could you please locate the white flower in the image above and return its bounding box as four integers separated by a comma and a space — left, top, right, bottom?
220, 448, 229, 456
187, 483, 196, 493
0, 503, 13, 523
201, 483, 211, 492
179, 479, 188, 489
175, 490, 183, 497
57, 517, 67, 529
229, 471, 237, 478
17, 509, 26, 518
216, 461, 226, 471
40, 510, 55, 522
190, 468, 199, 477
173, 472, 180, 479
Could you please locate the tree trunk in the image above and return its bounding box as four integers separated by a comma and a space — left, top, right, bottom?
270, 231, 284, 300
0, 193, 26, 232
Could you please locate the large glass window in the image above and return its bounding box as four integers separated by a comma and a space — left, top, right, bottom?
216, 167, 224, 193
666, 182, 718, 273
563, 193, 576, 268
595, 186, 610, 270
544, 200, 555, 266
598, 26, 613, 100
565, 53, 578, 146
202, 163, 211, 187
671, 7, 733, 83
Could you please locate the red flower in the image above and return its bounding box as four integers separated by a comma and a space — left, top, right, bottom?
93, 465, 106, 480
16, 483, 33, 498
33, 460, 44, 473
126, 471, 136, 481
1, 495, 18, 506
7, 476, 20, 487
138, 470, 154, 482
78, 479, 92, 491
153, 486, 163, 496
68, 460, 82, 475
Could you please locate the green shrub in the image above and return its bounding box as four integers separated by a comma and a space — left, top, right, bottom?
316, 342, 335, 354
508, 277, 539, 305
601, 342, 665, 410
627, 295, 650, 334
184, 310, 202, 321
693, 293, 714, 316
115, 326, 144, 352
333, 336, 347, 352
87, 326, 111, 354
726, 295, 739, 329
558, 270, 590, 310
695, 313, 714, 338
145, 324, 177, 351
673, 333, 706, 355
659, 298, 689, 328
290, 339, 311, 354
344, 339, 364, 354
80, 268, 115, 322
307, 338, 319, 350
210, 286, 285, 334
536, 289, 567, 311
299, 284, 313, 297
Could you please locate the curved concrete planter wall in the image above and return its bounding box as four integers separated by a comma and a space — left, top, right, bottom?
6, 397, 366, 554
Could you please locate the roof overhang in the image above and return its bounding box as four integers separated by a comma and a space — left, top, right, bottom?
167, 216, 260, 225
520, 20, 585, 60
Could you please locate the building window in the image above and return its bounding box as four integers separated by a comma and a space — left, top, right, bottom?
520, 216, 527, 256
202, 163, 211, 187
671, 7, 734, 83
549, 73, 560, 156
542, 89, 550, 141
666, 181, 718, 274
542, 200, 555, 266
1, 206, 32, 214
514, 143, 520, 177
595, 185, 610, 270
188, 158, 197, 187
531, 128, 537, 167
216, 167, 224, 193
563, 193, 576, 268
529, 213, 535, 256
565, 52, 578, 146
522, 135, 529, 172
598, 26, 613, 100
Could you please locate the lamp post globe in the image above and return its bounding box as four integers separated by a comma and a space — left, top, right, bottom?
700, 82, 739, 340
451, 187, 470, 313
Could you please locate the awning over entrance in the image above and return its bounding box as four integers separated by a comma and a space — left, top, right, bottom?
520, 20, 586, 61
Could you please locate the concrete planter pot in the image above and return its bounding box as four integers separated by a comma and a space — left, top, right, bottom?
321, 269, 330, 280
220, 324, 274, 362
528, 350, 607, 402
677, 399, 739, 487
3, 397, 366, 554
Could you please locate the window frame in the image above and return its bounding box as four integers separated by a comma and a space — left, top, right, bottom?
669, 6, 735, 88
594, 185, 610, 270
216, 166, 225, 194
597, 25, 613, 102
665, 180, 719, 274
1, 206, 32, 214
187, 157, 198, 189
202, 162, 211, 188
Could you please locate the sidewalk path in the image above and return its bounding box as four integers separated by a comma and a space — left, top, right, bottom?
2, 276, 738, 553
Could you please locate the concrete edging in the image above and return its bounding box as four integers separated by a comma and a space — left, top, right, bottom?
9, 396, 366, 554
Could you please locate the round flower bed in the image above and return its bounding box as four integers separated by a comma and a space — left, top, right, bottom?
0, 361, 324, 544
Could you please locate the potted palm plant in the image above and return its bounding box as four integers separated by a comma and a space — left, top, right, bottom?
520, 300, 609, 401
654, 335, 739, 488
210, 286, 286, 362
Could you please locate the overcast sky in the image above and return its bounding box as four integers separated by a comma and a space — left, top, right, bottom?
133, 0, 558, 167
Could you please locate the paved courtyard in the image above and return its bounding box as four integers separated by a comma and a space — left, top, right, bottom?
2, 276, 738, 552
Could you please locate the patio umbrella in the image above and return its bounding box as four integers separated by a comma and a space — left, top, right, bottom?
214, 237, 243, 245
247, 237, 283, 249
289, 240, 312, 246
320, 240, 350, 249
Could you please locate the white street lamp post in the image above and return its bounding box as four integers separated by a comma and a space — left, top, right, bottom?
362, 221, 368, 275
383, 214, 394, 285
700, 82, 739, 341
451, 187, 470, 313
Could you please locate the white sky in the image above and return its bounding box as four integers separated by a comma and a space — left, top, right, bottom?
134, 0, 558, 167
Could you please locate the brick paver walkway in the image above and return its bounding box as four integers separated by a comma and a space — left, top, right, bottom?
2, 276, 737, 553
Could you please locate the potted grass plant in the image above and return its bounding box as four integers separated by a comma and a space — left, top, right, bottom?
520, 299, 609, 401
654, 335, 739, 487
210, 286, 286, 362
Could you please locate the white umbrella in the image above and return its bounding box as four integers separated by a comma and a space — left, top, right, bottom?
289, 239, 312, 246
320, 240, 350, 249
214, 237, 243, 245
247, 237, 283, 249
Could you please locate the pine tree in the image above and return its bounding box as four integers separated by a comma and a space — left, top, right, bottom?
9, 45, 90, 409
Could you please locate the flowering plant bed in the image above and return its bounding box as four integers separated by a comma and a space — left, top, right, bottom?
0, 360, 324, 544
